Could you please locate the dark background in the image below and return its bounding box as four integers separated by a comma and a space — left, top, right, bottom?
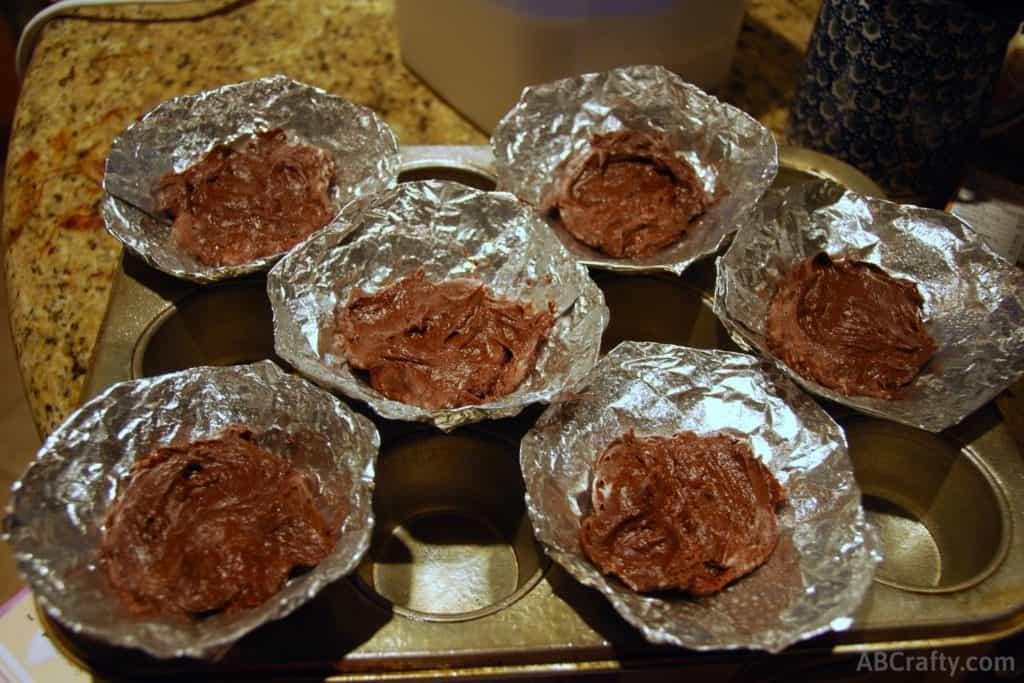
1, 1, 47, 166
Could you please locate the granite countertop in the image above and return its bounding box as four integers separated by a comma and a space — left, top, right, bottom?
2, 0, 821, 435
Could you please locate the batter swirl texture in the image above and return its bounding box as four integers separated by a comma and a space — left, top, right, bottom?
544, 131, 708, 258
100, 426, 336, 619
766, 253, 937, 399
156, 128, 336, 267
331, 271, 555, 410
581, 431, 785, 595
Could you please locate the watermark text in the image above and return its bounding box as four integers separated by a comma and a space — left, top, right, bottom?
857, 650, 1015, 677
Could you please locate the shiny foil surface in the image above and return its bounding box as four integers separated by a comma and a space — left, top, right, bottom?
490, 65, 778, 274
520, 342, 877, 652
714, 180, 1024, 432
2, 361, 379, 659
102, 75, 400, 283
268, 179, 609, 431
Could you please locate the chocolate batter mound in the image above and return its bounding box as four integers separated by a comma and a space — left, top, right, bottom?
544, 131, 707, 258
580, 431, 785, 595
330, 271, 555, 410
156, 128, 336, 267
100, 426, 336, 619
766, 253, 937, 399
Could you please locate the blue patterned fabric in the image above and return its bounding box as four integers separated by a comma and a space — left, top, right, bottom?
787, 0, 1014, 205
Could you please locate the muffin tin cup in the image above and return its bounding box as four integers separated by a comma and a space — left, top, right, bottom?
491, 65, 778, 275
102, 75, 401, 283
354, 428, 548, 622
714, 180, 1024, 432
267, 178, 609, 431
520, 341, 877, 653
4, 361, 379, 660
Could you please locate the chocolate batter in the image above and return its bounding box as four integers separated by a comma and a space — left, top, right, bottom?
544, 131, 707, 258
766, 253, 937, 399
100, 426, 336, 619
156, 128, 336, 267
329, 271, 555, 409
580, 431, 785, 595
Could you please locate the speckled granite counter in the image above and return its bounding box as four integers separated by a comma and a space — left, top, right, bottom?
2, 0, 821, 435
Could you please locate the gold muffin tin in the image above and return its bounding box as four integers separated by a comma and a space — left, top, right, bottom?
55, 146, 1023, 680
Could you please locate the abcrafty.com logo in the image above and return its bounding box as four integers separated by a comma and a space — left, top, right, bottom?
857, 650, 1016, 677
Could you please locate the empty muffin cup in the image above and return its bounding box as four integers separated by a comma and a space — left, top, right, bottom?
843, 417, 1010, 593
356, 429, 546, 621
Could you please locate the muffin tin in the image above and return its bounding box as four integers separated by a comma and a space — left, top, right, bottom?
56, 145, 1024, 678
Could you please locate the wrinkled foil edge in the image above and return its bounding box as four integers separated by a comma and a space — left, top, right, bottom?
268, 179, 610, 431
713, 180, 1024, 432
102, 74, 401, 283
2, 361, 379, 659
491, 64, 779, 274
521, 342, 879, 652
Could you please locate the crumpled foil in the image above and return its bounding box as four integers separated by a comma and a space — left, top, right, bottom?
102, 74, 400, 283
268, 179, 610, 431
2, 361, 379, 660
490, 65, 778, 274
520, 342, 878, 653
714, 180, 1024, 433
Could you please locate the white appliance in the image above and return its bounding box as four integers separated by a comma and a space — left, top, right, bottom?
397, 0, 748, 132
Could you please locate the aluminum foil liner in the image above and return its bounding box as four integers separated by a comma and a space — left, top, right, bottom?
102, 74, 400, 283
520, 342, 877, 652
268, 179, 609, 431
491, 65, 778, 274
2, 361, 379, 659
714, 180, 1024, 433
